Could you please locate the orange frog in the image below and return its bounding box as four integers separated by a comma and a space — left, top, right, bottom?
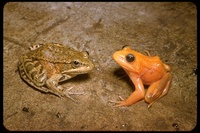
112, 46, 172, 108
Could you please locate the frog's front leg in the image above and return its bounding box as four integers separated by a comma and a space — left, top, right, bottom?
113, 76, 145, 107
45, 74, 82, 102
45, 74, 65, 97
145, 73, 172, 108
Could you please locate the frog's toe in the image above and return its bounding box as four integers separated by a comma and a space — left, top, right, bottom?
109, 100, 128, 107
63, 86, 84, 103
51, 91, 64, 97
115, 101, 130, 107
147, 103, 153, 108
64, 93, 78, 103
67, 86, 85, 95
109, 95, 128, 107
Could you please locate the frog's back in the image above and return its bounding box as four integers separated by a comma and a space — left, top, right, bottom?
27, 43, 81, 63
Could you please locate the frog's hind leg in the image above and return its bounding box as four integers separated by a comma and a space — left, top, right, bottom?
145, 73, 172, 108
19, 56, 57, 95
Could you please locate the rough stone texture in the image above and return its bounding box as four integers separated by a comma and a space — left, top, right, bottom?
3, 2, 197, 131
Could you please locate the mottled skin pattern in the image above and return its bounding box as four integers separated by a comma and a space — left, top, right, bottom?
18, 43, 94, 101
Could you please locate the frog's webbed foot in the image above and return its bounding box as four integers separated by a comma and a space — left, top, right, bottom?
63, 86, 84, 103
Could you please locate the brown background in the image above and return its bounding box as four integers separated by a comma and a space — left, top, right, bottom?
3, 2, 197, 131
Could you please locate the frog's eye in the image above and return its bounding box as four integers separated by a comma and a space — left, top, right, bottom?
126, 54, 135, 62
72, 60, 80, 67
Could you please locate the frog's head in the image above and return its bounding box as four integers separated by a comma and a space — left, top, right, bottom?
112, 46, 146, 73
64, 51, 94, 75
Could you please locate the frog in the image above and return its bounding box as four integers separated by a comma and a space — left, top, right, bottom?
112, 46, 172, 108
18, 43, 94, 102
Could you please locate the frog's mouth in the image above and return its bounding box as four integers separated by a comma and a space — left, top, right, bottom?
113, 52, 135, 72
63, 63, 95, 74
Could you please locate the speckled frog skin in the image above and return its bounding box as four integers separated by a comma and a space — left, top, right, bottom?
18, 43, 94, 100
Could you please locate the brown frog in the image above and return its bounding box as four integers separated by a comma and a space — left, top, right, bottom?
18, 43, 94, 101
